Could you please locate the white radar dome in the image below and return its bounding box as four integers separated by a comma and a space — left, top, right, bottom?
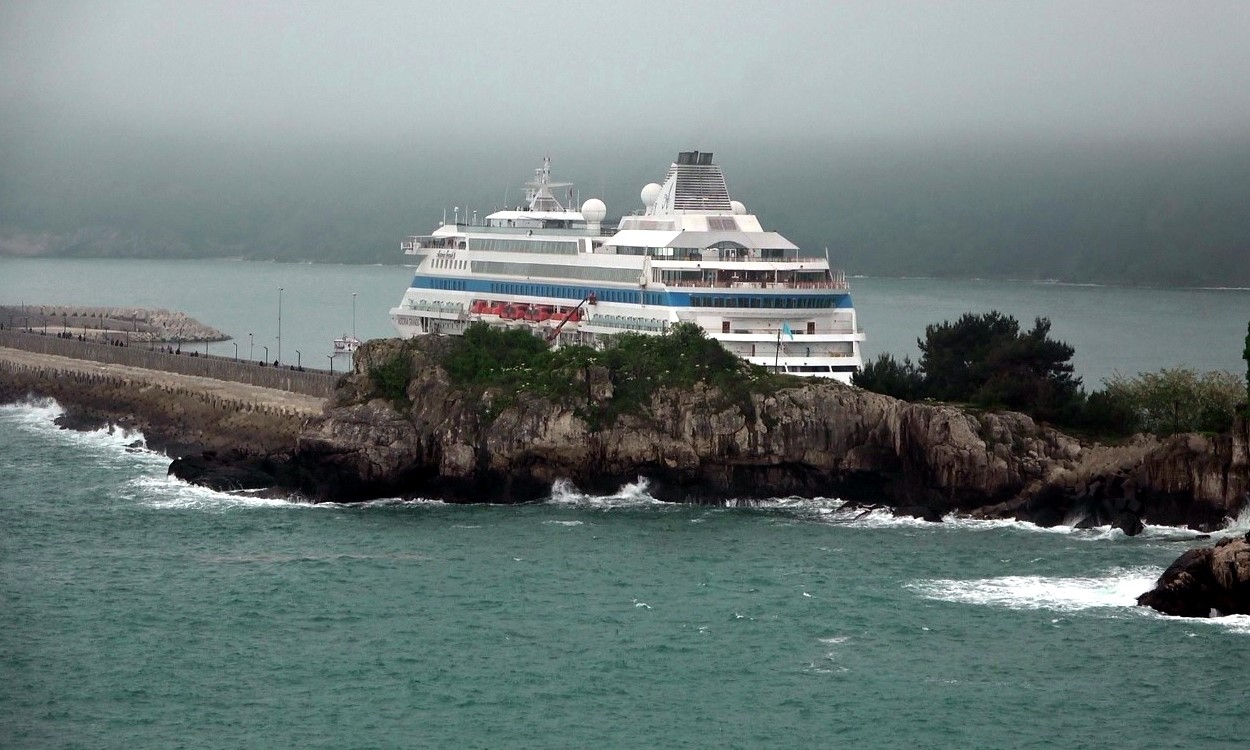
641, 183, 662, 207
580, 198, 607, 222
731, 200, 747, 215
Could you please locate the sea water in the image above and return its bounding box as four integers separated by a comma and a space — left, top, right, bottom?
2, 400, 1248, 749
3, 259, 1250, 747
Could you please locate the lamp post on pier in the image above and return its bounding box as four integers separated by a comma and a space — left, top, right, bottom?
352, 292, 357, 340
233, 342, 238, 361
327, 355, 334, 374
295, 350, 301, 369
248, 333, 254, 361
263, 345, 269, 363
277, 287, 283, 365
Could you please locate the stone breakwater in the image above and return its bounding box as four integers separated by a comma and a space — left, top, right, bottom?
0, 347, 320, 459
0, 304, 226, 344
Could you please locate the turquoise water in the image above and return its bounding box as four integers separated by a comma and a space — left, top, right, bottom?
3, 399, 1248, 748
2, 258, 1248, 385
4, 260, 1250, 746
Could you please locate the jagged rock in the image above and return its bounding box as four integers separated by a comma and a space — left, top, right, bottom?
275, 338, 1250, 522
288, 338, 1090, 506
1137, 534, 1250, 617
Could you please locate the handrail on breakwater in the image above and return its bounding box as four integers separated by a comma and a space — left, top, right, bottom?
0, 329, 339, 398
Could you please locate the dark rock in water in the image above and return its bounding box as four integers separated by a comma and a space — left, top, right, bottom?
169, 450, 283, 492
894, 505, 943, 523
1137, 534, 1250, 617
1111, 511, 1144, 537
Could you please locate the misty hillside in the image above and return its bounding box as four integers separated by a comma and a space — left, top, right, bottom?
2, 125, 1248, 288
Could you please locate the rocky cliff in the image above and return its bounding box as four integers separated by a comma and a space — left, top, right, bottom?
281, 339, 1248, 529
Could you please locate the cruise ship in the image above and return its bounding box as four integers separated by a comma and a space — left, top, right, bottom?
390, 151, 865, 382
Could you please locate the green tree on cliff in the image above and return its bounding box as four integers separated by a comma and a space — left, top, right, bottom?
918, 312, 1081, 422
1103, 368, 1244, 435
852, 353, 924, 400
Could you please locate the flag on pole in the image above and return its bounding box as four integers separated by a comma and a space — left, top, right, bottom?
781, 322, 794, 339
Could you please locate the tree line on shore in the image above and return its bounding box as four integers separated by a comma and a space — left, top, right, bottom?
853, 312, 1250, 437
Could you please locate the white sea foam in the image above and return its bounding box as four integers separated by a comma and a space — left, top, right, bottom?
352, 496, 448, 508
1216, 505, 1250, 536
723, 495, 846, 513
906, 567, 1163, 612
1204, 615, 1250, 635
546, 477, 666, 509
2, 397, 156, 456
2, 397, 165, 478
136, 474, 306, 511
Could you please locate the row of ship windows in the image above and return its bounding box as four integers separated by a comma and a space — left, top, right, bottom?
691, 295, 844, 309
471, 261, 639, 283
467, 238, 578, 254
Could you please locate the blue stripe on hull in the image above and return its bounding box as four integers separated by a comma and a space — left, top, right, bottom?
409, 276, 854, 310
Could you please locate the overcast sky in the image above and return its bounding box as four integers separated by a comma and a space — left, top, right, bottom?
4, 0, 1250, 150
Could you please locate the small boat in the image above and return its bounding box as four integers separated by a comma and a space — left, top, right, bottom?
332, 335, 361, 356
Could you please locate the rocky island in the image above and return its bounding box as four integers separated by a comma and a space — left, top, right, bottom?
160, 329, 1247, 535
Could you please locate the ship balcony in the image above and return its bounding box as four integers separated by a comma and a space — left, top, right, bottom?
656, 268, 849, 290
715, 326, 865, 339
401, 299, 466, 315
585, 314, 670, 333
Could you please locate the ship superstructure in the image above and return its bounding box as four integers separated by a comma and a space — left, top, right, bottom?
390, 151, 864, 381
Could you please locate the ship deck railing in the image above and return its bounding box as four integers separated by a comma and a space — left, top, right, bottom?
587, 314, 669, 333
719, 325, 861, 337
662, 280, 849, 290
403, 300, 466, 314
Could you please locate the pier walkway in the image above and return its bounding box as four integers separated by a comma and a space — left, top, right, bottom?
0, 329, 338, 398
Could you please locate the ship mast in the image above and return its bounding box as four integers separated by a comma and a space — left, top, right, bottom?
524, 156, 573, 211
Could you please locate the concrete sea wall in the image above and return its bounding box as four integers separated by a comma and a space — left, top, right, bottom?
0, 354, 315, 456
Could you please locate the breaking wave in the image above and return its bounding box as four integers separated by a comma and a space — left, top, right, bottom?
906, 567, 1162, 612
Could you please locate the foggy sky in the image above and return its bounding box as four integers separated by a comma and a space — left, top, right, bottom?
5, 0, 1250, 150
